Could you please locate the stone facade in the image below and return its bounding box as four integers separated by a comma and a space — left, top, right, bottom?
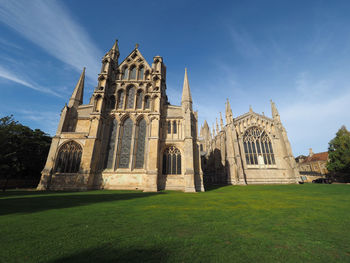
37, 41, 204, 192
200, 100, 299, 185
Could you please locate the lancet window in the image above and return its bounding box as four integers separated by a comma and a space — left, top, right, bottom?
138, 66, 144, 80
167, 121, 171, 134
117, 90, 124, 109
105, 119, 118, 169
130, 66, 137, 79
243, 127, 275, 166
55, 141, 82, 173
162, 146, 181, 175
173, 121, 177, 134
126, 86, 135, 109
136, 90, 143, 109
144, 96, 150, 109
134, 118, 147, 168
117, 118, 133, 168
122, 67, 128, 80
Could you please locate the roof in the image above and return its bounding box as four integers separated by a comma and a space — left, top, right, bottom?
304, 152, 328, 162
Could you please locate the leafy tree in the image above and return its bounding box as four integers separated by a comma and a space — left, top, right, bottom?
327, 126, 350, 176
0, 116, 51, 191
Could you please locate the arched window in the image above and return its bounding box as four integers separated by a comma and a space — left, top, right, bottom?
173, 121, 177, 134
136, 90, 143, 109
144, 96, 150, 109
55, 141, 82, 173
126, 86, 135, 109
117, 118, 133, 168
162, 146, 181, 175
130, 65, 137, 79
167, 121, 171, 134
138, 66, 144, 80
117, 90, 124, 109
134, 118, 147, 168
122, 67, 128, 80
243, 127, 275, 165
105, 119, 118, 169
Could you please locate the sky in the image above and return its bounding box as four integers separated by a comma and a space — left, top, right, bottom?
0, 0, 349, 156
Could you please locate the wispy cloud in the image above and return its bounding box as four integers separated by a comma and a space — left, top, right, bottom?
0, 0, 102, 82
0, 65, 62, 97
228, 27, 261, 57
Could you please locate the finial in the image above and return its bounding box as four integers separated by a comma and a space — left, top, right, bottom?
249, 105, 253, 112
135, 43, 139, 49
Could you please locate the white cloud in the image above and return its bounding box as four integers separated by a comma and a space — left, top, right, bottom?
228, 27, 261, 58
0, 0, 102, 82
0, 65, 62, 97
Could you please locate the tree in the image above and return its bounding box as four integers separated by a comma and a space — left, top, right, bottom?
0, 116, 51, 191
327, 125, 350, 177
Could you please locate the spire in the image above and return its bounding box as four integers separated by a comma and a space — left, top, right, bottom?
270, 99, 281, 122
105, 39, 119, 61
225, 98, 233, 124
249, 105, 253, 113
181, 68, 192, 111
68, 67, 85, 108
220, 112, 224, 130
216, 118, 220, 134
212, 123, 216, 137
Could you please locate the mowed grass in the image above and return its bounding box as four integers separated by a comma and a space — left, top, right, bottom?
1, 184, 349, 263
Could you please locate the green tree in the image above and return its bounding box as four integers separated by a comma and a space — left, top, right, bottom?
0, 115, 51, 191
327, 125, 350, 176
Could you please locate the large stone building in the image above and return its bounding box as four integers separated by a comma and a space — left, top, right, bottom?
37, 41, 204, 192
199, 100, 299, 185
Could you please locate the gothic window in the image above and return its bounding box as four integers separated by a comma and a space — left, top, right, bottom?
130, 65, 137, 79
117, 90, 124, 109
173, 121, 177, 134
144, 96, 150, 109
243, 127, 275, 166
167, 121, 171, 134
138, 66, 144, 80
126, 86, 135, 109
134, 118, 147, 168
55, 141, 82, 173
105, 119, 118, 169
117, 118, 133, 168
162, 146, 181, 175
122, 67, 128, 80
136, 90, 143, 109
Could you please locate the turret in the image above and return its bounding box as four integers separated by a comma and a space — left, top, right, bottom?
68, 67, 85, 108
270, 99, 281, 123
181, 68, 193, 112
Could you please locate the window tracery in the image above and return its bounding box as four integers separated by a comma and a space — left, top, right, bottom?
136, 90, 143, 109
134, 118, 147, 168
243, 127, 275, 165
126, 86, 135, 109
122, 67, 128, 80
55, 141, 82, 173
117, 90, 124, 109
130, 66, 137, 79
117, 118, 133, 168
162, 146, 181, 175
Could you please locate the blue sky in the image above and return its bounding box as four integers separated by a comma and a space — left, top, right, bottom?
0, 0, 350, 156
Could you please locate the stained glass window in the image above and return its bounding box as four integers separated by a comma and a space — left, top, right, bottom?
130, 66, 137, 79
117, 90, 124, 109
138, 66, 144, 80
55, 141, 82, 173
105, 119, 118, 169
134, 119, 147, 168
136, 90, 143, 109
118, 118, 133, 168
162, 146, 181, 174
122, 67, 128, 80
144, 96, 150, 109
243, 127, 275, 165
126, 87, 135, 109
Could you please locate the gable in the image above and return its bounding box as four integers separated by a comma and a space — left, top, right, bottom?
118, 48, 152, 71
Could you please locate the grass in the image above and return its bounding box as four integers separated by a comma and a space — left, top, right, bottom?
1, 184, 349, 263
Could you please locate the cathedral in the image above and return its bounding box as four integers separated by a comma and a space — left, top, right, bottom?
37, 40, 204, 192
37, 40, 299, 192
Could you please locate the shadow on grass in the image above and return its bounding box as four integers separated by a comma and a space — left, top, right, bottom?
0, 191, 164, 216
204, 184, 230, 192
49, 246, 169, 263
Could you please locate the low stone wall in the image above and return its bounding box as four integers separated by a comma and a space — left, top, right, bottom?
0, 179, 40, 189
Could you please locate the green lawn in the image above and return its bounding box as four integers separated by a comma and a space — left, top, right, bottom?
1, 184, 349, 263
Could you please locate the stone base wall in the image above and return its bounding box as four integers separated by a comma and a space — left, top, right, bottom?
158, 174, 185, 191
101, 172, 145, 190
47, 173, 92, 190
243, 169, 297, 184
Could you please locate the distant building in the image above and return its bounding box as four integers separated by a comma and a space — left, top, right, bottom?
295, 148, 328, 181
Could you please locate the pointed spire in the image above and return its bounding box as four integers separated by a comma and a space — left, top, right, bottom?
68, 67, 85, 107
249, 105, 253, 113
105, 39, 119, 60
220, 112, 224, 130
225, 98, 233, 124
181, 68, 192, 111
270, 99, 281, 122
216, 118, 220, 134
212, 123, 216, 137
